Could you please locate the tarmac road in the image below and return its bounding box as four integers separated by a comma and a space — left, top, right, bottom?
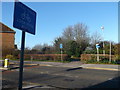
2, 65, 120, 89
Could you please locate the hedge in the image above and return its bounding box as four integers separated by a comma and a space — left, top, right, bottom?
81, 54, 116, 63
18, 54, 69, 61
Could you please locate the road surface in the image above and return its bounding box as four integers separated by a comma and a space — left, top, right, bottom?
2, 65, 120, 89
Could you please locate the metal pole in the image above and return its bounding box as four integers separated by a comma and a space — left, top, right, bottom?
103, 31, 105, 56
103, 42, 105, 55
61, 49, 63, 62
18, 31, 25, 90
109, 41, 111, 63
101, 26, 105, 55
97, 48, 99, 62
31, 56, 33, 64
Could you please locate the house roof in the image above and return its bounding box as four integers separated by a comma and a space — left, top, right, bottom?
0, 22, 16, 33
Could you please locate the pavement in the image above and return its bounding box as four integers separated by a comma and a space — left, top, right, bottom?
0, 61, 119, 71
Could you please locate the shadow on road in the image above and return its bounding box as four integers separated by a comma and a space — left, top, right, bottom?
23, 86, 42, 90
2, 80, 18, 90
66, 67, 83, 71
82, 76, 120, 89
22, 76, 120, 90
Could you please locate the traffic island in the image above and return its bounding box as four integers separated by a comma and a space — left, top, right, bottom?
81, 64, 119, 71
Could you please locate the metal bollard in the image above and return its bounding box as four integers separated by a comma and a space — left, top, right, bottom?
4, 59, 9, 68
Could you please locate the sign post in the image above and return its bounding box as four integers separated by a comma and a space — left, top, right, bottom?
13, 1, 36, 90
19, 31, 25, 90
109, 41, 112, 63
97, 48, 99, 62
96, 44, 100, 62
60, 44, 63, 62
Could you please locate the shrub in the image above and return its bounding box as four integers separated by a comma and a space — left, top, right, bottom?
6, 55, 15, 60
114, 55, 120, 64
83, 50, 96, 54
99, 59, 109, 64
99, 56, 109, 61
115, 55, 120, 60
85, 59, 97, 64
81, 54, 118, 64
13, 50, 20, 59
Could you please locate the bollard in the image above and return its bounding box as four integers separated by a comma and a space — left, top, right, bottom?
4, 59, 9, 68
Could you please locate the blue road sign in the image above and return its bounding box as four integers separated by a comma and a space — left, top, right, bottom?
13, 1, 37, 89
60, 44, 63, 49
96, 44, 100, 48
13, 1, 36, 35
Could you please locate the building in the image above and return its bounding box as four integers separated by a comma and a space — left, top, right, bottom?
0, 22, 16, 57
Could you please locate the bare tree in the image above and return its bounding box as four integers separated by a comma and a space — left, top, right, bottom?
90, 31, 102, 45
32, 44, 43, 50
62, 23, 90, 46
74, 23, 89, 44
62, 26, 74, 41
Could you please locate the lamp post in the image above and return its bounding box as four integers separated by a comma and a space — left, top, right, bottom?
101, 26, 105, 55
109, 41, 112, 63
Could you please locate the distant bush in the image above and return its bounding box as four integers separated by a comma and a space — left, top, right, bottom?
115, 55, 120, 60
2, 49, 14, 59
6, 54, 15, 60
12, 50, 20, 59
114, 55, 120, 64
83, 50, 96, 54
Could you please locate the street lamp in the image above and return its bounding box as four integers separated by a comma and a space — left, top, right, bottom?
101, 26, 105, 55
109, 41, 112, 63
